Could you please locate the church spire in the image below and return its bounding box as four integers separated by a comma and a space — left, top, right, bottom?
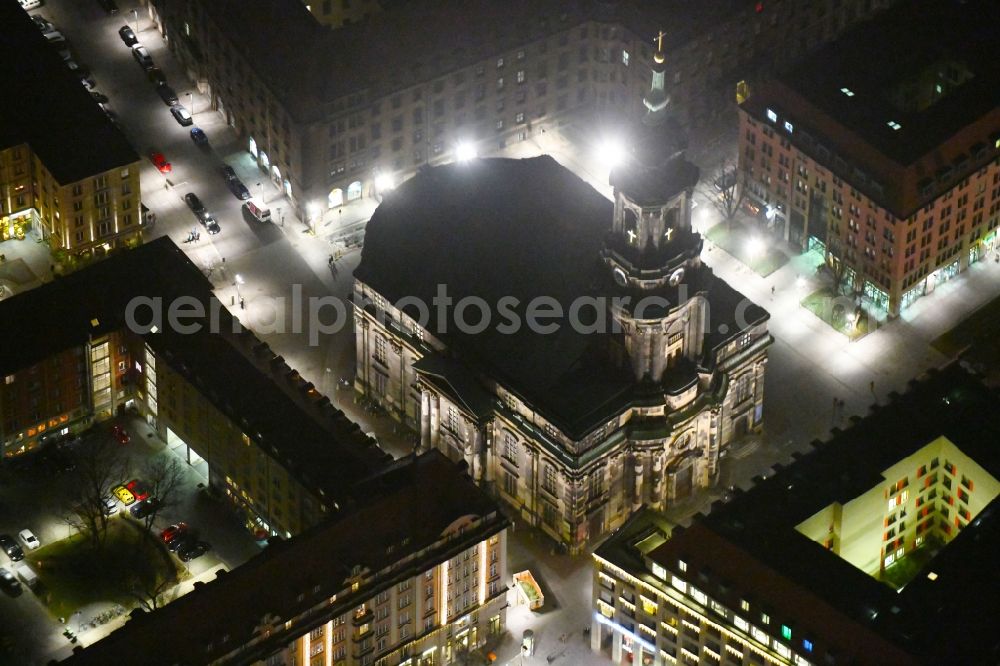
643, 30, 670, 123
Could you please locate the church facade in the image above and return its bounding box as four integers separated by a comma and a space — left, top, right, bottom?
353, 41, 771, 552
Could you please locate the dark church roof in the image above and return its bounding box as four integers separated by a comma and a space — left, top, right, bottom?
356, 157, 764, 439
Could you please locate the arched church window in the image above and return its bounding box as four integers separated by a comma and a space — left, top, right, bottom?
623, 208, 638, 244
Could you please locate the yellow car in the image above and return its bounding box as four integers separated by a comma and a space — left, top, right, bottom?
112, 485, 136, 506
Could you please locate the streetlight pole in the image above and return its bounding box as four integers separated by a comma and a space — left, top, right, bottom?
234, 274, 245, 309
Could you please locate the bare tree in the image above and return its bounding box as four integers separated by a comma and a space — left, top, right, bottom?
139, 457, 187, 533
123, 566, 178, 612
713, 160, 745, 227
63, 434, 130, 550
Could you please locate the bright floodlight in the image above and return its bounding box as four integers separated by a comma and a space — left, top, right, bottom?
455, 141, 477, 163
307, 202, 321, 219
374, 172, 395, 191
746, 236, 765, 258
235, 274, 244, 285
597, 137, 627, 169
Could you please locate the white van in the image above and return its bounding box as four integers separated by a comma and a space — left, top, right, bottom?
15, 564, 39, 591
19, 0, 43, 10
244, 198, 271, 223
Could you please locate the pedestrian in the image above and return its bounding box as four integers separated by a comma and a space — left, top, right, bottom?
771, 285, 775, 298
328, 254, 334, 266
240, 297, 245, 310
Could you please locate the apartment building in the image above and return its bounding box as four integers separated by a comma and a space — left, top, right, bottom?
0, 237, 390, 539
592, 364, 1000, 666
62, 451, 510, 666
138, 0, 896, 220
0, 1, 142, 256
738, 0, 1000, 315
352, 56, 770, 552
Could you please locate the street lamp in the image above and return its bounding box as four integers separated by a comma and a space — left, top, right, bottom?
130, 8, 138, 35
455, 140, 477, 163
373, 171, 395, 193
234, 274, 245, 308
595, 136, 626, 169
746, 236, 765, 260
307, 202, 321, 233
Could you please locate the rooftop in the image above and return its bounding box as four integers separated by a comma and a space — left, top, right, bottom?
648, 365, 1000, 664
0, 238, 388, 503
61, 451, 508, 666
0, 2, 138, 183
760, 0, 1000, 166
355, 157, 766, 439
196, 0, 779, 123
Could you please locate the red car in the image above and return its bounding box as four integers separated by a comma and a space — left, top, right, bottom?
150, 152, 172, 174
111, 424, 130, 445
125, 479, 149, 502
160, 523, 188, 544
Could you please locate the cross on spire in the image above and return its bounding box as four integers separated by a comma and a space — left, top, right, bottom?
655, 30, 666, 53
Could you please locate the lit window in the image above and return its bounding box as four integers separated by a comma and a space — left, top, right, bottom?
651, 562, 666, 580
781, 625, 792, 640
622, 50, 630, 66
740, 599, 750, 612
887, 121, 902, 131
840, 87, 855, 97
766, 108, 777, 123
750, 626, 768, 645
689, 587, 707, 605
760, 613, 770, 625
803, 639, 814, 653
678, 560, 687, 572
783, 121, 793, 133
734, 616, 749, 632
3, 375, 13, 385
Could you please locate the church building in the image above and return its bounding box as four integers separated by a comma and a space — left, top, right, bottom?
353, 37, 771, 551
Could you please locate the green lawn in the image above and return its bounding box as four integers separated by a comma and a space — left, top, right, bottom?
31, 518, 182, 618
801, 287, 871, 341
705, 222, 789, 277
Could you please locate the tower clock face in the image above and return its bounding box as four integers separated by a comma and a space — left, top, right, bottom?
669, 268, 685, 286
613, 267, 628, 287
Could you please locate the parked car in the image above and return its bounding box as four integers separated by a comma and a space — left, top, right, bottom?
31, 16, 54, 33
90, 90, 109, 103
101, 496, 118, 516
156, 83, 178, 105
118, 25, 137, 47
0, 535, 24, 563
131, 44, 153, 70
130, 497, 161, 519
229, 179, 251, 200
97, 0, 119, 14
190, 127, 208, 146
146, 67, 167, 85
150, 152, 172, 174
43, 30, 65, 44
125, 479, 150, 502
0, 568, 21, 596
111, 423, 130, 445
160, 523, 188, 544
17, 530, 39, 551
184, 193, 206, 217
177, 541, 211, 562
170, 104, 193, 126
112, 484, 136, 506
167, 534, 192, 553
201, 214, 221, 235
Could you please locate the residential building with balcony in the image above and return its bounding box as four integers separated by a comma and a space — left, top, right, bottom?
136, 0, 895, 220
737, 0, 1000, 316
0, 237, 389, 538
592, 364, 1000, 666
0, 1, 142, 256
61, 450, 510, 666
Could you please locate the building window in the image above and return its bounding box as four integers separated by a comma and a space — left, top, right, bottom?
373, 335, 387, 364
504, 470, 517, 496
446, 406, 460, 434
3, 375, 12, 385
587, 469, 604, 500
678, 560, 687, 573
542, 465, 557, 494
503, 434, 518, 464
622, 50, 630, 66
766, 108, 777, 123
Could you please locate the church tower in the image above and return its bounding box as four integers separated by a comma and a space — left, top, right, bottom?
602, 32, 704, 384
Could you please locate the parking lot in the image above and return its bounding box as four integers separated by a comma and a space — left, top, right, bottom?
0, 415, 261, 663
